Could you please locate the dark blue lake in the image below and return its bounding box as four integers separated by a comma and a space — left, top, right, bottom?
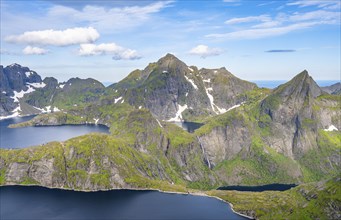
0, 186, 247, 220
217, 184, 296, 192
0, 116, 109, 149
173, 121, 204, 133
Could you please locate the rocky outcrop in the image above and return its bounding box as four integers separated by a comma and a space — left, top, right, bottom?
110, 54, 256, 121
322, 82, 341, 95
0, 63, 106, 118
0, 64, 43, 116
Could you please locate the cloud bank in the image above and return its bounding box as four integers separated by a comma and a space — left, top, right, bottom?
78, 43, 141, 60
23, 46, 48, 55
6, 27, 99, 46
189, 45, 223, 58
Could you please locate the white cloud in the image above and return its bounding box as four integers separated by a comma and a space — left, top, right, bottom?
23, 46, 48, 55
206, 22, 320, 40
6, 27, 99, 46
287, 0, 340, 8
210, 8, 340, 40
189, 45, 223, 58
225, 15, 270, 25
47, 1, 173, 31
290, 10, 340, 23
78, 43, 141, 60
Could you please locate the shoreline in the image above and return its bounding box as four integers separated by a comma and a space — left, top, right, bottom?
0, 183, 254, 219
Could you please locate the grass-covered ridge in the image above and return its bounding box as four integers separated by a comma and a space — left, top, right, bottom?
208, 177, 341, 220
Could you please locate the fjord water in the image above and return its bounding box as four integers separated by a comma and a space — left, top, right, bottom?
0, 118, 246, 220
0, 116, 109, 149
0, 186, 247, 220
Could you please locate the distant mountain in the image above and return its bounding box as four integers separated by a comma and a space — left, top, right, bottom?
322, 82, 341, 95
0, 64, 105, 119
109, 54, 256, 121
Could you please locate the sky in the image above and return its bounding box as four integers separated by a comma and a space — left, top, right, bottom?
1, 0, 340, 83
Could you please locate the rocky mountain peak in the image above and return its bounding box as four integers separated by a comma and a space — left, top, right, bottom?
274, 70, 323, 99
156, 53, 187, 70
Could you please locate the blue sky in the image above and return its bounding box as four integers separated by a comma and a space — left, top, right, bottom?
1, 0, 340, 82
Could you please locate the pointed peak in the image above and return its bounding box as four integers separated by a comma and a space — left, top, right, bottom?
157, 53, 187, 69
158, 53, 181, 63
275, 70, 323, 99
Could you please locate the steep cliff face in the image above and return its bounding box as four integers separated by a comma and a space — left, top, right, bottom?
0, 64, 44, 117
0, 63, 105, 118
259, 70, 338, 159
322, 82, 341, 95
195, 70, 340, 185
110, 54, 256, 121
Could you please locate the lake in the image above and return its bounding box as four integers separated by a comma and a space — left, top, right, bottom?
0, 186, 247, 220
0, 117, 248, 220
217, 184, 297, 192
173, 121, 203, 133
0, 116, 109, 149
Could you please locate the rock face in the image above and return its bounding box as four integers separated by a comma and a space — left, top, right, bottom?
0, 64, 43, 116
110, 54, 256, 121
259, 70, 336, 158
195, 70, 340, 185
0, 63, 105, 118
322, 82, 341, 95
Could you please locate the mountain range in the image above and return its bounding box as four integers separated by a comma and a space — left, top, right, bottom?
0, 54, 340, 219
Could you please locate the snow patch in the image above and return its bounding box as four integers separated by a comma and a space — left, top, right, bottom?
59, 84, 65, 89
27, 82, 46, 88
188, 67, 194, 72
114, 96, 123, 104
163, 70, 168, 73
185, 92, 188, 97
205, 87, 227, 114
324, 125, 338, 131
226, 103, 244, 112
167, 104, 188, 122
11, 87, 36, 102
214, 70, 218, 73
53, 107, 60, 112
93, 118, 99, 124
121, 99, 124, 103
0, 106, 21, 120
139, 106, 142, 109
155, 118, 163, 128
203, 78, 211, 83
184, 75, 198, 90
25, 71, 34, 77
2, 91, 6, 94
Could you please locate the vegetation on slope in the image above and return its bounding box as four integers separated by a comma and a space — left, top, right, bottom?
208, 177, 341, 220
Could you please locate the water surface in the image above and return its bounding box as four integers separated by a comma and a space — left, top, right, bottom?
0, 116, 109, 149
218, 184, 296, 192
173, 121, 204, 133
0, 186, 247, 220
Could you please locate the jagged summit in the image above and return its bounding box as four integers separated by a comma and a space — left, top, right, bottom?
274, 70, 324, 99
